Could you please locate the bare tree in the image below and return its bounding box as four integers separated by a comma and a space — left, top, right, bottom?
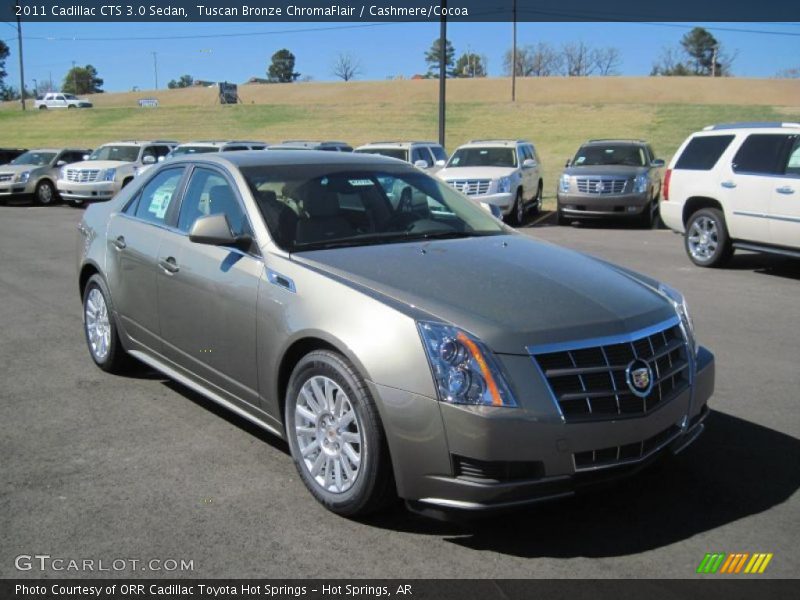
332, 53, 361, 82
592, 47, 621, 76
529, 42, 563, 76
562, 42, 595, 76
503, 46, 534, 77
776, 67, 800, 79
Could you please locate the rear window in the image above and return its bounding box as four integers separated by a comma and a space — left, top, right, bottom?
674, 135, 735, 171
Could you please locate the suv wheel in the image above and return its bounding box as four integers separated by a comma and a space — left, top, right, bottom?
508, 189, 525, 226
35, 180, 57, 205
685, 208, 733, 267
285, 350, 395, 517
532, 181, 543, 215
639, 201, 655, 229
82, 274, 134, 373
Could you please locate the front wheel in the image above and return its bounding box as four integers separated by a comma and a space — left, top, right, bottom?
285, 350, 395, 517
35, 180, 57, 205
82, 274, 134, 373
684, 208, 733, 268
532, 180, 543, 215
507, 189, 525, 226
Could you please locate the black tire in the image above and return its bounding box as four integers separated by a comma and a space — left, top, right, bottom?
82, 274, 134, 373
557, 209, 568, 226
506, 188, 525, 226
532, 180, 543, 215
67, 105, 75, 109
684, 208, 733, 268
35, 180, 58, 205
38, 105, 47, 110
285, 350, 395, 517
67, 199, 84, 208
639, 201, 655, 229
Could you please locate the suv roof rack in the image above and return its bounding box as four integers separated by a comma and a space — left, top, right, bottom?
586, 139, 645, 144
703, 122, 800, 131
467, 139, 526, 144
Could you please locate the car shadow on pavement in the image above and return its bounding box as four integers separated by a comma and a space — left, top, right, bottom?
725, 253, 800, 281
366, 410, 800, 558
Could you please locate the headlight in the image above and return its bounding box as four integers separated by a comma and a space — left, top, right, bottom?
16, 171, 31, 183
658, 283, 696, 355
60, 167, 68, 180
559, 173, 571, 193
103, 168, 116, 182
633, 174, 648, 194
418, 321, 517, 407
497, 176, 511, 194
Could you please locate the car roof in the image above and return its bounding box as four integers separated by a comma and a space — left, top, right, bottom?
26, 148, 89, 153
460, 139, 530, 147
702, 122, 800, 131
102, 140, 178, 146
357, 141, 440, 148
180, 140, 266, 147
165, 149, 406, 169
582, 139, 646, 146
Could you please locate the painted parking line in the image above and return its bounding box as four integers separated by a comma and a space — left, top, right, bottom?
529, 210, 554, 227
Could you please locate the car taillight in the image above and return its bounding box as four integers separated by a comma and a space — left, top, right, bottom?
663, 169, 672, 201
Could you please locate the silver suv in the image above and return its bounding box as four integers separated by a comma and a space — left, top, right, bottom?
354, 141, 448, 173
57, 140, 177, 206
436, 139, 543, 225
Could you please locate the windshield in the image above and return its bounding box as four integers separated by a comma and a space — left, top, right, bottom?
573, 144, 646, 167
89, 145, 140, 162
10, 151, 56, 166
240, 165, 506, 252
171, 146, 220, 156
447, 147, 516, 168
355, 148, 408, 162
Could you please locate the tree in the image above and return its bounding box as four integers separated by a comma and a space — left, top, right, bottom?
331, 53, 361, 82
62, 65, 104, 94
267, 49, 300, 83
504, 43, 563, 77
651, 27, 734, 77
650, 47, 691, 76
0, 40, 9, 99
776, 67, 800, 79
562, 42, 595, 76
454, 52, 486, 78
592, 47, 622, 76
424, 38, 455, 78
167, 74, 194, 89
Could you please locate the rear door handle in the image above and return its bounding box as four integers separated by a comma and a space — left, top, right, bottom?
112, 236, 126, 250
158, 256, 179, 274
721, 181, 737, 189
776, 186, 795, 195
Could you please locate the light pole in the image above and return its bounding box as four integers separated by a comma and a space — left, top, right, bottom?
15, 0, 26, 110
437, 0, 446, 147
511, 0, 517, 102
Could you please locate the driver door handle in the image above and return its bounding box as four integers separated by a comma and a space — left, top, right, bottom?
721, 181, 737, 189
158, 256, 179, 274
776, 186, 795, 195
112, 236, 126, 250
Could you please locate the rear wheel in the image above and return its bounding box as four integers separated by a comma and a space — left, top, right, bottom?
639, 201, 655, 229
684, 208, 733, 268
38, 105, 47, 110
82, 274, 134, 373
285, 350, 395, 517
35, 180, 57, 205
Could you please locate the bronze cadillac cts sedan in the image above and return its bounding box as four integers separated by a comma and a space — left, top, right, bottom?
77, 151, 714, 517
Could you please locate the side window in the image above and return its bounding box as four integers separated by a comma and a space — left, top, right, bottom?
784, 136, 800, 177
410, 147, 430, 167
674, 135, 735, 171
178, 168, 250, 237
732, 134, 792, 175
133, 168, 184, 225
55, 95, 65, 101
222, 146, 247, 152
519, 145, 532, 162
646, 145, 656, 163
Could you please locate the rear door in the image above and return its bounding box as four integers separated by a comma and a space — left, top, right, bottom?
769, 134, 800, 248
105, 166, 187, 353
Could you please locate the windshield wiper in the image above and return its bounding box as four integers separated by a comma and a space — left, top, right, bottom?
292, 230, 499, 252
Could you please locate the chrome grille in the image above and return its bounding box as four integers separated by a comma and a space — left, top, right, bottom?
573, 424, 682, 470
0, 173, 14, 182
65, 169, 101, 183
576, 177, 628, 195
530, 320, 690, 423
447, 179, 491, 196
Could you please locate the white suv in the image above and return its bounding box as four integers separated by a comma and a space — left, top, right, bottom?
436, 139, 543, 225
35, 92, 93, 109
354, 141, 448, 173
661, 123, 799, 267
57, 140, 176, 206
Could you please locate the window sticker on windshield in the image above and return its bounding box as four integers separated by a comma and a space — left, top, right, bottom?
348, 179, 374, 187
575, 156, 586, 165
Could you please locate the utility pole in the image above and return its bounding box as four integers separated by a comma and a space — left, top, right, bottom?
511, 0, 517, 102
72, 61, 77, 93
152, 52, 159, 89
437, 1, 446, 147
711, 45, 718, 78
15, 0, 26, 110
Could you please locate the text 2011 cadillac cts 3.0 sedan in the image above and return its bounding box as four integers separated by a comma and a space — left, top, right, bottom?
77, 151, 714, 517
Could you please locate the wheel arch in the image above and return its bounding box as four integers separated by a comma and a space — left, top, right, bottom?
78, 261, 102, 299
683, 196, 724, 226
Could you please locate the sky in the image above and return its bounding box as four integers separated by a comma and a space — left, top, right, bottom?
2, 20, 799, 92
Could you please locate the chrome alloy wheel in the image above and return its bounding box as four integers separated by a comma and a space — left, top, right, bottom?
516, 192, 525, 224
85, 288, 111, 361
294, 376, 362, 494
687, 215, 718, 261
37, 182, 54, 204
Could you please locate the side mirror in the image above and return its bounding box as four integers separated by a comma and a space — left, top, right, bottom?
82, 154, 90, 161
157, 156, 166, 162
565, 158, 572, 167
522, 158, 537, 168
55, 160, 67, 167
142, 155, 156, 165
189, 213, 252, 250
413, 160, 429, 169
434, 159, 446, 167
651, 158, 666, 168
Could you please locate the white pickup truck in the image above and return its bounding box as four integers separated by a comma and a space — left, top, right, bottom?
35, 93, 93, 110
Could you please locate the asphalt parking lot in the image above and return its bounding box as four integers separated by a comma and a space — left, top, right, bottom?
1, 203, 798, 579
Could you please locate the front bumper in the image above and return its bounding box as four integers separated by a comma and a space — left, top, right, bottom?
0, 180, 34, 196
470, 192, 515, 216
373, 345, 714, 511
558, 191, 650, 218
57, 179, 119, 202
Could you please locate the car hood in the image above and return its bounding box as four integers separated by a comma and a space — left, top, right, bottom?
294, 234, 676, 355
437, 166, 515, 180
564, 165, 647, 177
64, 160, 131, 170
